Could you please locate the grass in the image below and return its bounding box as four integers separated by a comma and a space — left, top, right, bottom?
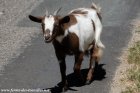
122, 41, 140, 93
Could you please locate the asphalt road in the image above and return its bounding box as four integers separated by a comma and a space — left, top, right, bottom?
0, 0, 140, 93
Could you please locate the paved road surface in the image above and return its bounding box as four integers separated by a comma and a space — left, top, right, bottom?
0, 0, 140, 93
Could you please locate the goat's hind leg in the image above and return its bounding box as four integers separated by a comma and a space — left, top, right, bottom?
86, 47, 101, 84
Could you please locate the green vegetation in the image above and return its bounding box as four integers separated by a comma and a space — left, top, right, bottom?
122, 41, 140, 93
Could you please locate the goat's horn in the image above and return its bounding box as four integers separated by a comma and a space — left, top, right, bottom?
53, 7, 62, 15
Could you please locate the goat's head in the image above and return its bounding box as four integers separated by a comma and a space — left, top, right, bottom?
29, 8, 67, 43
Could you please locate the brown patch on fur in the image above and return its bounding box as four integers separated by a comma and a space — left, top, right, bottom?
67, 32, 79, 52
93, 47, 102, 62
91, 5, 97, 10
93, 47, 100, 57
91, 20, 96, 31
54, 15, 62, 22
71, 9, 88, 15
97, 13, 102, 21
74, 52, 84, 74
61, 32, 79, 55
53, 32, 79, 55
62, 15, 77, 31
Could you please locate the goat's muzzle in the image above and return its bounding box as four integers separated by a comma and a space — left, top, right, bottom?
44, 29, 52, 43
44, 35, 52, 43
44, 36, 50, 42
44, 33, 57, 43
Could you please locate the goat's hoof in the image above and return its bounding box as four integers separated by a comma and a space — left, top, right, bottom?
85, 80, 91, 85
62, 86, 68, 92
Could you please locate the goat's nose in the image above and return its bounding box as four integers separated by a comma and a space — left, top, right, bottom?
46, 29, 50, 33
44, 35, 50, 40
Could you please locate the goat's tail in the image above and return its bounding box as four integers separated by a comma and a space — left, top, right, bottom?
94, 24, 105, 49
90, 2, 104, 49
95, 40, 105, 49
91, 3, 101, 13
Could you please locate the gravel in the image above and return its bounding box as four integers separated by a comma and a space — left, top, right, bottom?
0, 0, 43, 71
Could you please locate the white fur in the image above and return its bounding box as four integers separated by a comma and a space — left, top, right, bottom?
56, 35, 64, 43
44, 15, 55, 35
55, 26, 69, 43
68, 15, 95, 51
56, 7, 105, 51
66, 8, 104, 52
86, 9, 105, 48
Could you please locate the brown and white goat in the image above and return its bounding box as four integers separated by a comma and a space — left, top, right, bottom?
29, 3, 105, 91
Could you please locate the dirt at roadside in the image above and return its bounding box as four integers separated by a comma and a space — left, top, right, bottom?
110, 13, 140, 93
0, 0, 43, 71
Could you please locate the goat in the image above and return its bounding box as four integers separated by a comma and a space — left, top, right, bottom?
29, 3, 105, 92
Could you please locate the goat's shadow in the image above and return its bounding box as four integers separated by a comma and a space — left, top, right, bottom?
44, 64, 106, 93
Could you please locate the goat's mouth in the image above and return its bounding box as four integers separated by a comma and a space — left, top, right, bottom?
45, 37, 53, 43
44, 35, 56, 43
44, 32, 57, 43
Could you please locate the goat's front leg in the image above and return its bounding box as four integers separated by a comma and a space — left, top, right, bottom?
59, 59, 68, 92
74, 52, 84, 80
55, 50, 68, 92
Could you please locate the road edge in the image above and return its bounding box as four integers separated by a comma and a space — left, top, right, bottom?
110, 13, 140, 93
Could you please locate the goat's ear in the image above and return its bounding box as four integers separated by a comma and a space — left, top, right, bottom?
29, 15, 43, 23
59, 16, 70, 24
